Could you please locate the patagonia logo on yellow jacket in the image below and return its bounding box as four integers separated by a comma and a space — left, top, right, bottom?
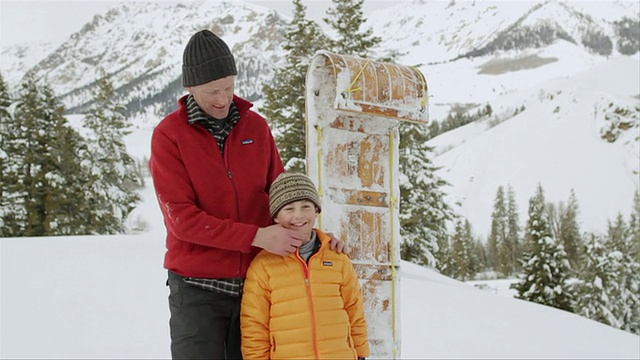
323, 261, 333, 266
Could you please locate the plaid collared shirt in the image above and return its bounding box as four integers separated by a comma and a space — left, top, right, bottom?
183, 94, 244, 297
183, 277, 244, 297
186, 94, 240, 154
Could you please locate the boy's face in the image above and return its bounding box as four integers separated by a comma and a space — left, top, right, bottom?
274, 199, 319, 244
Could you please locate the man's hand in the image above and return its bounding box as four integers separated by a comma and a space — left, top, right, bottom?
253, 224, 304, 256
326, 232, 349, 254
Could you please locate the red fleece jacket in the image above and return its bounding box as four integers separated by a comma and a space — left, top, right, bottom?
150, 95, 284, 279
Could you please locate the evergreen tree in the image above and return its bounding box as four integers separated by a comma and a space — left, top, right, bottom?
10, 78, 57, 235
575, 234, 640, 334
82, 70, 141, 234
0, 72, 12, 235
506, 185, 521, 273
399, 122, 455, 268
3, 76, 90, 236
450, 219, 478, 280
450, 220, 467, 280
514, 183, 573, 312
465, 220, 480, 277
260, 0, 328, 172
132, 158, 147, 188
630, 191, 640, 262
426, 121, 441, 141
546, 201, 561, 240
605, 215, 640, 334
1, 77, 24, 237
46, 119, 95, 234
434, 235, 454, 277
574, 233, 638, 333
472, 237, 488, 273
488, 185, 507, 275
324, 0, 381, 57
559, 189, 584, 271
497, 188, 515, 276
607, 213, 628, 252
487, 184, 522, 276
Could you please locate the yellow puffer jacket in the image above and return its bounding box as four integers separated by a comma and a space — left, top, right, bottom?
241, 229, 370, 359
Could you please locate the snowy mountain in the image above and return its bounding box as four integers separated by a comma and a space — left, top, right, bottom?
374, 1, 639, 238
0, 40, 61, 86
365, 0, 639, 114
427, 54, 639, 238
368, 0, 639, 64
1, 0, 638, 238
1, 1, 288, 124
2, 0, 637, 121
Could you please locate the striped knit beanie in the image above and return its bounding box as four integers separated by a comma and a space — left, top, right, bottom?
269, 172, 322, 218
182, 30, 238, 87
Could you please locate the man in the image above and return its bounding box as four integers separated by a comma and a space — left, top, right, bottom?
150, 30, 343, 359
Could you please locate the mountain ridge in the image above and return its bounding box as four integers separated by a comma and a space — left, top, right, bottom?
2, 1, 289, 123
2, 0, 638, 121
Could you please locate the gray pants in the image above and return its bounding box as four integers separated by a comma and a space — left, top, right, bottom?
167, 271, 242, 359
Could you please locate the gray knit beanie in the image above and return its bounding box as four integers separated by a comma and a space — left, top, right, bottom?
182, 30, 238, 87
269, 172, 322, 218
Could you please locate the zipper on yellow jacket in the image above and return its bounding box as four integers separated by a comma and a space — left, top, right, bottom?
295, 249, 321, 359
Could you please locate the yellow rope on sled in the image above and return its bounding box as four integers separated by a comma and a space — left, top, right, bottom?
389, 128, 399, 359
344, 59, 371, 94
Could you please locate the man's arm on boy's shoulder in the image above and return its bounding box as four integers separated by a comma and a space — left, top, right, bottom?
326, 231, 349, 253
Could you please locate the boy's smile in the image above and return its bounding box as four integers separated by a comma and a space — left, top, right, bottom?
274, 199, 319, 244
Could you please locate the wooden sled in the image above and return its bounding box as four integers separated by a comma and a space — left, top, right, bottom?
305, 51, 429, 358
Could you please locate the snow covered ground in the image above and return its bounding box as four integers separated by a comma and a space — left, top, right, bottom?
1, 179, 638, 358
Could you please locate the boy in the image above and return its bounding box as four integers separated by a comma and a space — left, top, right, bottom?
241, 172, 370, 359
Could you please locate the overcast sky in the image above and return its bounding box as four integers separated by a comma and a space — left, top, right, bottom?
0, 0, 396, 48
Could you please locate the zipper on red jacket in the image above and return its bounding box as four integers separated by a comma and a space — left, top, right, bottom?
223, 138, 244, 278
295, 250, 321, 359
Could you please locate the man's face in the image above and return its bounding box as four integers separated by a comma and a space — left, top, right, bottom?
187, 75, 236, 119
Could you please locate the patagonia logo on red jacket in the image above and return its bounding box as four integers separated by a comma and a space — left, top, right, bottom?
241, 139, 254, 145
